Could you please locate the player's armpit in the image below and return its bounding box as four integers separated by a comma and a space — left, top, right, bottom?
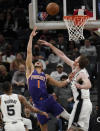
75, 78, 91, 89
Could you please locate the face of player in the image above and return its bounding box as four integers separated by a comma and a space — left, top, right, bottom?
73, 56, 80, 67
6, 86, 12, 94
34, 61, 43, 70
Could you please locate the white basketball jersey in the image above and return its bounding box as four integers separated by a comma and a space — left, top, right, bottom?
1, 94, 22, 123
71, 68, 90, 101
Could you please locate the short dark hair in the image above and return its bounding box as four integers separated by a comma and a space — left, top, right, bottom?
79, 55, 89, 69
2, 81, 11, 93
60, 75, 68, 81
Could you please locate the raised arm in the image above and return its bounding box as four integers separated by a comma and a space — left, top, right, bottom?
38, 40, 74, 68
26, 26, 38, 74
18, 95, 48, 118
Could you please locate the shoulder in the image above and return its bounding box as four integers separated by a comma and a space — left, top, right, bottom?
0, 94, 4, 99
13, 93, 19, 98
18, 95, 24, 102
79, 69, 89, 78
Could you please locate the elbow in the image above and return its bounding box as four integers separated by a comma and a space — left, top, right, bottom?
86, 82, 91, 89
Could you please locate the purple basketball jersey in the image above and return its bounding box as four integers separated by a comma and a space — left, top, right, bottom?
28, 70, 48, 104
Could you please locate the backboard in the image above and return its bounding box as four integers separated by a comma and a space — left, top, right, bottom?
29, 0, 100, 30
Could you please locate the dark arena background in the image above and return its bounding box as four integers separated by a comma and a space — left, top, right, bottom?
0, 0, 100, 131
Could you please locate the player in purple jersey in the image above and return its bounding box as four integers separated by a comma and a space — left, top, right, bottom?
26, 27, 73, 131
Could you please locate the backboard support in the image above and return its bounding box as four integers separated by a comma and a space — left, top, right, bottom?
29, 0, 100, 30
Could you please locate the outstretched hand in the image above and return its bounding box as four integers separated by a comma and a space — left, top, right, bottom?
68, 71, 76, 81
30, 26, 38, 38
38, 40, 50, 46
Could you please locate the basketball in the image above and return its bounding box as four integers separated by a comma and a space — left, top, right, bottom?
46, 2, 59, 16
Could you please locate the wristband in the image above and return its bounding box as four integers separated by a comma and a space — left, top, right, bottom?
66, 78, 70, 83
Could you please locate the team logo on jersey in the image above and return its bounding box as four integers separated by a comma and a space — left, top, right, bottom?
31, 75, 45, 81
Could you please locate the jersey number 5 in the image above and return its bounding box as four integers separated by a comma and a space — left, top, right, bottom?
7, 105, 15, 116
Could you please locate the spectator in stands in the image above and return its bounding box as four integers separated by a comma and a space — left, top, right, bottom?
4, 11, 15, 31
42, 38, 65, 66
0, 52, 10, 71
50, 63, 68, 81
33, 44, 46, 59
10, 52, 25, 72
57, 33, 67, 53
79, 39, 97, 57
11, 64, 27, 95
0, 64, 12, 83
60, 75, 74, 113
2, 43, 15, 63
50, 63, 68, 109
66, 41, 80, 59
47, 50, 62, 65
80, 39, 97, 77
0, 64, 12, 94
0, 12, 5, 32
23, 107, 40, 131
13, 7, 28, 30
0, 34, 8, 52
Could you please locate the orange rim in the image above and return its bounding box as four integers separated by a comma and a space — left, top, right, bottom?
64, 15, 90, 26
64, 15, 90, 20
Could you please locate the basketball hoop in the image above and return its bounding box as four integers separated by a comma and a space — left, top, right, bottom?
64, 15, 90, 41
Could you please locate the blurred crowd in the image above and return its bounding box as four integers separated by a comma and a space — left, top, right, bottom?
0, 0, 100, 131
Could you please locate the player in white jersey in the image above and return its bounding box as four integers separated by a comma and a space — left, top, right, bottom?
39, 40, 92, 131
0, 81, 48, 131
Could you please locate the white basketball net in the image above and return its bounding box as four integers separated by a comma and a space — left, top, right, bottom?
64, 16, 90, 41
